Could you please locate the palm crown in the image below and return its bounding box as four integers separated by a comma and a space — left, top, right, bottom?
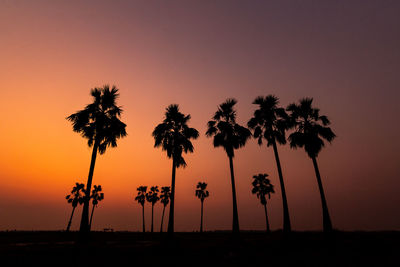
135, 186, 147, 206
90, 185, 104, 206
160, 186, 171, 206
286, 98, 336, 158
146, 186, 160, 205
66, 183, 85, 207
206, 98, 252, 157
66, 85, 127, 154
152, 104, 199, 167
195, 182, 210, 201
251, 174, 275, 205
248, 95, 289, 146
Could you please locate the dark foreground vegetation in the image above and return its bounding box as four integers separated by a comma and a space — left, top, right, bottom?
0, 231, 398, 266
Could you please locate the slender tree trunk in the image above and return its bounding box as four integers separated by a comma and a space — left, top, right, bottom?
167, 159, 176, 235
142, 204, 145, 233
66, 206, 76, 232
272, 141, 291, 232
228, 155, 240, 234
200, 199, 204, 233
160, 205, 166, 232
151, 203, 154, 233
79, 141, 98, 235
264, 204, 270, 233
89, 204, 95, 231
312, 156, 333, 232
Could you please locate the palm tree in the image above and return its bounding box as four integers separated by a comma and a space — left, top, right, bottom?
152, 104, 199, 235
66, 85, 127, 234
159, 186, 171, 232
146, 186, 160, 233
135, 186, 147, 233
286, 98, 336, 232
206, 98, 251, 234
65, 182, 85, 232
195, 182, 209, 233
251, 174, 275, 233
89, 185, 104, 231
248, 95, 291, 232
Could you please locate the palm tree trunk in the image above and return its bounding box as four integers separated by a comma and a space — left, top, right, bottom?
142, 204, 145, 233
228, 155, 240, 234
160, 205, 166, 232
89, 204, 95, 231
79, 141, 98, 235
167, 159, 176, 235
66, 206, 76, 232
200, 199, 204, 233
264, 204, 270, 233
272, 141, 291, 232
312, 156, 333, 232
151, 203, 154, 233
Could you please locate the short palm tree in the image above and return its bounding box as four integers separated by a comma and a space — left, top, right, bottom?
89, 185, 104, 231
287, 98, 336, 232
66, 85, 127, 234
65, 182, 85, 232
135, 186, 147, 233
251, 174, 275, 233
146, 186, 160, 233
159, 186, 171, 232
248, 95, 291, 232
206, 98, 251, 234
195, 182, 209, 233
152, 104, 199, 235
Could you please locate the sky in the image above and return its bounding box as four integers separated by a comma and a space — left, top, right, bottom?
0, 0, 399, 231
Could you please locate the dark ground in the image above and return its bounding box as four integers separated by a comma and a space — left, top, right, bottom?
0, 231, 398, 266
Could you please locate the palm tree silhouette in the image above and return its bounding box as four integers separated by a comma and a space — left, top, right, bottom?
248, 95, 291, 232
152, 104, 199, 235
206, 98, 251, 234
89, 185, 104, 231
135, 186, 147, 233
195, 182, 209, 233
146, 186, 160, 233
159, 186, 171, 233
65, 182, 85, 232
287, 98, 336, 232
66, 85, 127, 235
251, 174, 275, 233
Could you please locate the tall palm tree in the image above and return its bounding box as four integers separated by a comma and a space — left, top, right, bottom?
146, 186, 160, 233
206, 98, 251, 234
89, 185, 104, 231
286, 98, 336, 232
195, 182, 209, 233
248, 95, 291, 232
66, 85, 127, 234
65, 183, 85, 232
251, 174, 275, 233
159, 186, 171, 233
135, 186, 147, 233
152, 104, 199, 235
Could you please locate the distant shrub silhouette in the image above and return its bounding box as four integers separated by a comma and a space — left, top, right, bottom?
146, 186, 160, 233
89, 185, 104, 231
65, 183, 85, 232
135, 186, 147, 233
195, 182, 209, 233
287, 98, 336, 232
251, 174, 275, 233
66, 85, 127, 236
159, 186, 171, 233
206, 98, 251, 235
153, 104, 199, 235
248, 95, 292, 232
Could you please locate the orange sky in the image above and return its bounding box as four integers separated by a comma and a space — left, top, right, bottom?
1, 0, 399, 231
